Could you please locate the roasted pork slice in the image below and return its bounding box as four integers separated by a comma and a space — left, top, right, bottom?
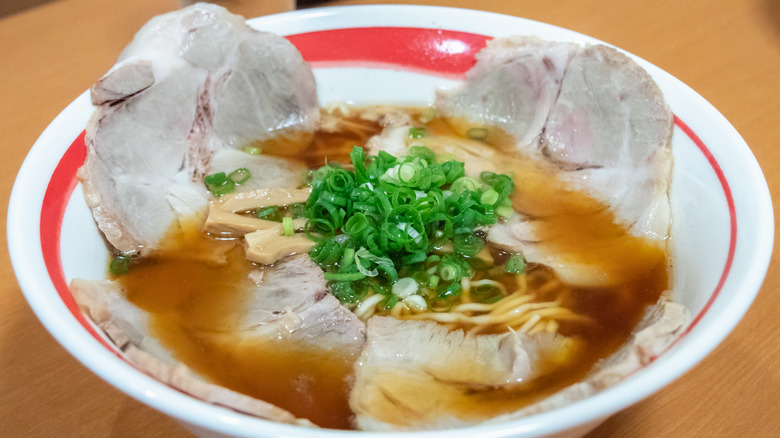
351, 302, 688, 431
350, 316, 575, 431
71, 279, 173, 362
81, 3, 318, 255
366, 37, 673, 286
70, 255, 364, 423
238, 255, 366, 350
484, 299, 689, 423
436, 36, 673, 241
71, 278, 312, 425
436, 37, 575, 151
543, 44, 673, 241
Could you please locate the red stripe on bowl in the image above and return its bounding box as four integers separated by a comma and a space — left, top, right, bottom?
286, 27, 489, 78
40, 132, 118, 353
673, 115, 737, 332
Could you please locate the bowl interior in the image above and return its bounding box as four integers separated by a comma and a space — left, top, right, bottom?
8, 5, 774, 437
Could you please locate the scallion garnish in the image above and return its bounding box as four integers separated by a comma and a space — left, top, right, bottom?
109, 254, 132, 276
282, 216, 294, 237
408, 126, 428, 139
299, 145, 516, 309
205, 167, 252, 197
256, 206, 280, 220
382, 294, 400, 310
467, 127, 489, 141
228, 167, 251, 184
392, 277, 418, 298
504, 253, 526, 274
471, 282, 504, 303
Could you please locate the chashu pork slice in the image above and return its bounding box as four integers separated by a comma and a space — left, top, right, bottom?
480, 41, 673, 287
71, 255, 364, 424
369, 36, 673, 286
350, 316, 575, 431
435, 37, 576, 151
71, 277, 312, 425
234, 255, 366, 351
351, 303, 688, 431
436, 37, 672, 241
484, 299, 689, 424
80, 3, 317, 255
435, 37, 673, 239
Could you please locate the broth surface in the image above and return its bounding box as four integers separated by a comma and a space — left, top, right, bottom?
121, 239, 356, 429
118, 106, 668, 428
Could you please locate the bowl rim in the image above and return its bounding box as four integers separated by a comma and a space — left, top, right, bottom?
8, 4, 775, 437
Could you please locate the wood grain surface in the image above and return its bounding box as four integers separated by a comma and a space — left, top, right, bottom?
1, 0, 777, 436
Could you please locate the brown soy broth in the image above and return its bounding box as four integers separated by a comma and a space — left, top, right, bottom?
119, 233, 355, 429
118, 106, 670, 428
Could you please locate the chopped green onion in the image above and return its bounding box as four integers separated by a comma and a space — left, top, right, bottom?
497, 205, 515, 219
205, 172, 227, 185
340, 247, 356, 268
453, 233, 484, 256
408, 126, 428, 139
293, 145, 516, 309
480, 188, 499, 206
324, 272, 366, 282
310, 238, 342, 264
480, 171, 497, 184
439, 263, 461, 282
109, 254, 132, 276
409, 145, 435, 161
330, 281, 363, 303
425, 254, 441, 268
282, 216, 294, 236
383, 294, 399, 310
243, 146, 262, 155
438, 281, 462, 299
411, 270, 430, 285
354, 248, 397, 280
256, 206, 280, 220
505, 253, 526, 274
471, 282, 504, 303
419, 108, 436, 123
401, 251, 427, 265
205, 167, 252, 197
204, 172, 236, 197
398, 162, 417, 183
404, 294, 428, 312
211, 181, 235, 196
429, 297, 453, 312
289, 203, 305, 219
392, 277, 418, 298
228, 167, 251, 184
450, 176, 480, 194
467, 127, 489, 141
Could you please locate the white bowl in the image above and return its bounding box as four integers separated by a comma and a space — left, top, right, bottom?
8, 5, 774, 438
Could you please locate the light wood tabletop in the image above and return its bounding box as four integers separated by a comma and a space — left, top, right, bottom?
1, 0, 778, 436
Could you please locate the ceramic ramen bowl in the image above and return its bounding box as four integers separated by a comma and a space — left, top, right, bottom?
8, 5, 774, 438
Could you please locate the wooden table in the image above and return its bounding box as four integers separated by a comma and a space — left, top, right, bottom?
1, 0, 777, 436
